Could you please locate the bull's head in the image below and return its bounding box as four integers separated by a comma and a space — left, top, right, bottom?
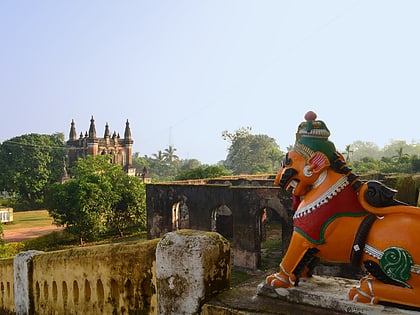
276, 111, 339, 209
274, 149, 331, 198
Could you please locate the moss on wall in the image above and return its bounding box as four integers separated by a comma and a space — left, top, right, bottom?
0, 258, 14, 313
31, 239, 159, 315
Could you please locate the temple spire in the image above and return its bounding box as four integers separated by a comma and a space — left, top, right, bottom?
88, 116, 96, 139
124, 119, 133, 144
69, 119, 77, 141
104, 122, 110, 138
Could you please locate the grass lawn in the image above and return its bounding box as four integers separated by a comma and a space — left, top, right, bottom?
3, 210, 54, 230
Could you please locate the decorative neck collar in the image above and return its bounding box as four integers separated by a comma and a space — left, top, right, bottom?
293, 176, 349, 219
311, 170, 327, 189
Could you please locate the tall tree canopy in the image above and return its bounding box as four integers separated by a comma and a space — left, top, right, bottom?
46, 155, 146, 244
0, 133, 66, 208
222, 127, 284, 175
175, 165, 231, 180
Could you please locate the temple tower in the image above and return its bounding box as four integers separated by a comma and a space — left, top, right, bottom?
66, 117, 135, 175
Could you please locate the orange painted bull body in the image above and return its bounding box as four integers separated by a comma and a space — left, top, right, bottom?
266, 112, 420, 309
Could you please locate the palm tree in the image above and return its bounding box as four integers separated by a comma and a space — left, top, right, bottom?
392, 147, 409, 163
152, 150, 165, 164
343, 145, 353, 163
163, 146, 179, 164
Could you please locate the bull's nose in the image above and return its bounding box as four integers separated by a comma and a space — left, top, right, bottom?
279, 168, 298, 189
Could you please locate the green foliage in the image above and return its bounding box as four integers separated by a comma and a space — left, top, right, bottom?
395, 176, 417, 206
350, 157, 380, 174
347, 141, 420, 175
0, 242, 25, 258
222, 127, 284, 175
175, 165, 232, 180
47, 179, 106, 244
347, 141, 381, 161
45, 155, 146, 244
21, 230, 78, 252
0, 133, 66, 208
142, 146, 181, 181
0, 222, 3, 246
412, 155, 420, 173
136, 147, 203, 182
106, 174, 146, 237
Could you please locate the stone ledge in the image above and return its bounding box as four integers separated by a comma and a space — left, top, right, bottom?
257, 275, 420, 315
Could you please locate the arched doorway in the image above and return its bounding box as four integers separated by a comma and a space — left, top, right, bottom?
257, 207, 284, 270
172, 197, 190, 231
211, 205, 233, 239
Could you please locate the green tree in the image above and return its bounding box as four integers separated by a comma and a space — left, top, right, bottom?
0, 133, 66, 208
175, 165, 232, 180
0, 221, 5, 257
411, 155, 420, 173
350, 156, 381, 174
163, 145, 179, 164
46, 155, 146, 244
106, 173, 146, 237
152, 150, 165, 164
392, 147, 410, 164
222, 127, 284, 175
0, 221, 3, 245
179, 159, 201, 171
47, 178, 105, 245
145, 146, 182, 181
379, 140, 420, 160
350, 141, 381, 161
343, 144, 353, 163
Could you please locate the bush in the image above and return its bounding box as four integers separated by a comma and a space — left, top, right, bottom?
0, 242, 25, 258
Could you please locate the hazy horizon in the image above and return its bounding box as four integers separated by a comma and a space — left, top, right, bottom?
2, 1, 420, 164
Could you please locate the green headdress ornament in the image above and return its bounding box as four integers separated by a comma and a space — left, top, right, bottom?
294, 111, 336, 161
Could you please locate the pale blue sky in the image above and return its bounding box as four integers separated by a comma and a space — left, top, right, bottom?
1, 1, 419, 164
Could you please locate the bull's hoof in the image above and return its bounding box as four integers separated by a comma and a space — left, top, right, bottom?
348, 275, 378, 305
265, 272, 293, 288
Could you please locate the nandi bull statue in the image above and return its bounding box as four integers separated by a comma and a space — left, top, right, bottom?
266, 111, 420, 309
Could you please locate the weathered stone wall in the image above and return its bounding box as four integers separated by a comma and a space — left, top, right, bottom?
0, 257, 14, 313
31, 240, 159, 315
0, 231, 230, 315
146, 178, 293, 270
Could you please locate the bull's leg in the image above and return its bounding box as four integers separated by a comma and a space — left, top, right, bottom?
349, 274, 420, 308
348, 275, 378, 304
266, 231, 314, 288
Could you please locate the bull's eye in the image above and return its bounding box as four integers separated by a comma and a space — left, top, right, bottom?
281, 153, 292, 168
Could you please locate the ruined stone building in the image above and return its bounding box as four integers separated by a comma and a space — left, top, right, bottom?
146, 175, 294, 269
66, 116, 136, 175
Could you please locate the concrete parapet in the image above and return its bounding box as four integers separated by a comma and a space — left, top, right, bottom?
31, 239, 159, 315
1, 231, 232, 314
156, 230, 231, 315
0, 257, 15, 313
14, 250, 43, 315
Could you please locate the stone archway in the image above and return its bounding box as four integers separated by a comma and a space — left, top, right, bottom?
171, 196, 190, 231
211, 205, 233, 239
146, 176, 293, 270
257, 207, 284, 269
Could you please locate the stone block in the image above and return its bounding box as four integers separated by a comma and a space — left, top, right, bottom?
156, 230, 230, 315
257, 275, 420, 315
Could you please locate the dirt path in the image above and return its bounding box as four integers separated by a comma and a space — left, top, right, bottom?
3, 225, 64, 243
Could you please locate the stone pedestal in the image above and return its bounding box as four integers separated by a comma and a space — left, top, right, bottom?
156, 230, 230, 315
257, 275, 420, 315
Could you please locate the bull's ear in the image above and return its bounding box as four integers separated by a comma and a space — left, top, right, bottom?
308, 152, 330, 173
